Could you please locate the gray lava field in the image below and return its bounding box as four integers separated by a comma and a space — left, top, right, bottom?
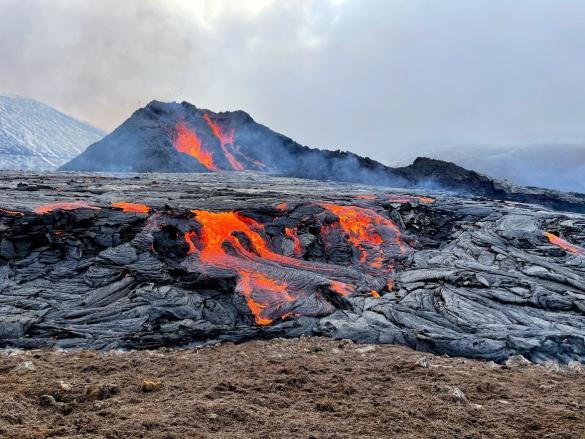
1, 171, 584, 363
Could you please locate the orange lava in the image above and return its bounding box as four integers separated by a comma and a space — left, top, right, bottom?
276, 202, 287, 211
320, 203, 406, 268
387, 194, 434, 204
179, 204, 408, 325
190, 210, 310, 269
34, 201, 100, 214
370, 290, 381, 298
173, 122, 217, 171
329, 281, 354, 297
203, 113, 243, 171
544, 232, 585, 255
284, 227, 303, 255
184, 210, 351, 325
184, 231, 198, 254
237, 271, 293, 325
111, 202, 150, 214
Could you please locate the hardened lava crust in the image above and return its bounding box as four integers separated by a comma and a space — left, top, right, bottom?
0, 171, 584, 363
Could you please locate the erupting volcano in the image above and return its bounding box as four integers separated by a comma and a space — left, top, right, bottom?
58, 101, 585, 214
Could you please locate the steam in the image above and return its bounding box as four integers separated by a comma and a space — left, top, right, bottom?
2, 0, 585, 170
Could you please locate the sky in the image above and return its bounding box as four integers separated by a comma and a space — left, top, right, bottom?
1, 0, 585, 165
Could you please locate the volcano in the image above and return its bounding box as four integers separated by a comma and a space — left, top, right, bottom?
59, 101, 585, 213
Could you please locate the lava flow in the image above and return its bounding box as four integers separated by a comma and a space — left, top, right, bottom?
178, 204, 408, 325
34, 201, 100, 214
386, 194, 434, 204
203, 113, 243, 171
173, 122, 217, 171
284, 227, 303, 255
320, 203, 406, 269
544, 232, 585, 255
185, 210, 333, 325
111, 202, 150, 214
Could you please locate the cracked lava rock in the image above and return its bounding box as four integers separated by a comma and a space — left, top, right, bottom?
0, 171, 584, 363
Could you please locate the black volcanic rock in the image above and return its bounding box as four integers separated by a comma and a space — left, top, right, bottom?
1, 171, 585, 363
60, 101, 585, 213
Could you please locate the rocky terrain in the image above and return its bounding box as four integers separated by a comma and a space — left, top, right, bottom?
1, 171, 584, 363
1, 337, 584, 439
0, 95, 105, 171
411, 142, 585, 193
58, 100, 585, 213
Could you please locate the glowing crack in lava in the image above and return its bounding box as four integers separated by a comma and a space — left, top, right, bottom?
173, 122, 218, 171
179, 205, 409, 325
320, 203, 406, 269
0, 208, 24, 216
386, 194, 434, 204
34, 201, 100, 214
284, 227, 303, 256
111, 202, 150, 214
544, 232, 585, 255
203, 113, 244, 171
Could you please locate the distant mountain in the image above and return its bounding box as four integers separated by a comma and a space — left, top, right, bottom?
60, 100, 585, 213
0, 95, 105, 170
417, 143, 585, 194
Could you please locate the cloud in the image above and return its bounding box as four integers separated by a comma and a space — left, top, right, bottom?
1, 0, 585, 165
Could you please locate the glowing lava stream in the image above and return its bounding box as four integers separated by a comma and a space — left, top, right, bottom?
34, 201, 100, 214
319, 203, 407, 269
111, 202, 150, 214
544, 232, 585, 255
173, 122, 218, 171
203, 113, 244, 171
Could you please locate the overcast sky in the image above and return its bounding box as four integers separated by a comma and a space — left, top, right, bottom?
1, 0, 585, 164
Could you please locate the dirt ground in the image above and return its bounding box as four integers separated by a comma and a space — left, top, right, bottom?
0, 338, 584, 439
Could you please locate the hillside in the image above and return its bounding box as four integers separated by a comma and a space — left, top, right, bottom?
0, 95, 105, 170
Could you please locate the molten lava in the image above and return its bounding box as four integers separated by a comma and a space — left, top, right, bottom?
544, 232, 585, 255
329, 281, 354, 297
387, 194, 434, 204
320, 203, 406, 269
173, 122, 217, 171
176, 203, 409, 326
111, 202, 150, 214
34, 201, 100, 214
203, 113, 244, 171
237, 271, 293, 325
284, 227, 303, 255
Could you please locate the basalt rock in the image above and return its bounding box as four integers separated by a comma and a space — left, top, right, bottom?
0, 171, 584, 363
58, 101, 585, 213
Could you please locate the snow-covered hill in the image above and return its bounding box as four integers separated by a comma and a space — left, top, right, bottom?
0, 95, 105, 170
